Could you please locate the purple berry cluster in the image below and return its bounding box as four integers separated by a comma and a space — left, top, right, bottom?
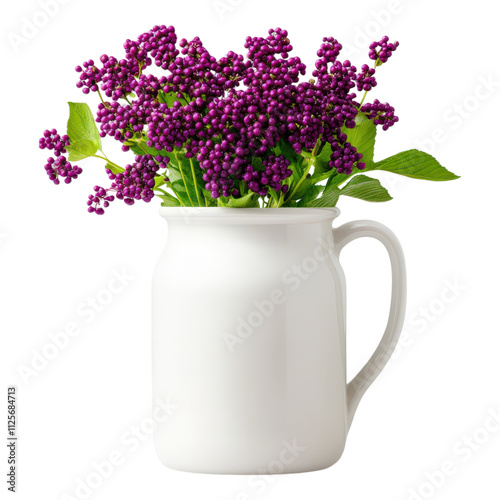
39, 129, 70, 156
88, 154, 170, 214
125, 24, 179, 70
44, 156, 83, 185
243, 155, 292, 196
110, 154, 169, 205
39, 129, 82, 184
329, 133, 365, 174
369, 36, 399, 64
360, 99, 399, 131
87, 186, 115, 215
41, 27, 400, 212
356, 64, 377, 92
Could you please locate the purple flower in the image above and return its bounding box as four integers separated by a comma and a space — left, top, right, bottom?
43, 26, 402, 210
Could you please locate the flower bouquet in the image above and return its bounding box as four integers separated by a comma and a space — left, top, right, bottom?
39, 26, 458, 214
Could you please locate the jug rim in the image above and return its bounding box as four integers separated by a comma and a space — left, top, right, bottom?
158, 207, 341, 225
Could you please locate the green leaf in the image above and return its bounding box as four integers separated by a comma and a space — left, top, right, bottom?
154, 175, 167, 189
310, 118, 376, 186
341, 118, 377, 166
225, 192, 258, 208
309, 174, 390, 207
251, 157, 264, 170
308, 185, 341, 207
105, 162, 124, 175
324, 118, 376, 188
158, 90, 176, 107
340, 174, 392, 202
217, 196, 229, 207
310, 145, 337, 184
287, 157, 309, 198
158, 192, 181, 207
289, 159, 307, 189
274, 139, 310, 197
296, 185, 324, 207
287, 176, 314, 201
129, 142, 172, 158
276, 138, 301, 164
311, 170, 336, 184
202, 189, 218, 206
372, 149, 460, 181
354, 113, 369, 125
326, 171, 350, 189
168, 154, 204, 207
313, 142, 333, 175
268, 187, 280, 207
158, 90, 189, 107
67, 139, 99, 161
66, 102, 101, 160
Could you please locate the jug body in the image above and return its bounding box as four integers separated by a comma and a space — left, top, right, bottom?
152, 207, 406, 474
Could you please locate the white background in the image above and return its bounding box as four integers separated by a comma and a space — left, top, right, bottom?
1, 0, 499, 499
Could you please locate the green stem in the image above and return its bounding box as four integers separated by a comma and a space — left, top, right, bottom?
134, 139, 149, 155
124, 136, 149, 155
358, 58, 380, 108
286, 138, 321, 202
276, 190, 285, 208
93, 154, 123, 172
189, 157, 203, 206
97, 89, 106, 106
173, 151, 195, 206
359, 91, 368, 108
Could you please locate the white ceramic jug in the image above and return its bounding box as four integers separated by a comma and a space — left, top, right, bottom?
152, 207, 406, 474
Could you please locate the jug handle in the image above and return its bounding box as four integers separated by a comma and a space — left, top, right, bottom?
333, 220, 407, 430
